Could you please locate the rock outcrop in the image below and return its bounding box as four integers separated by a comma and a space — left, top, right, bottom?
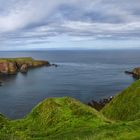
0, 62, 17, 75
125, 67, 140, 79
87, 96, 113, 111
20, 64, 28, 73
132, 67, 140, 78
0, 57, 51, 75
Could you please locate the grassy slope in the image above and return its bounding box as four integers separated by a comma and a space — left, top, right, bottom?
0, 57, 34, 63
52, 120, 140, 140
102, 79, 140, 121
0, 80, 140, 139
0, 97, 108, 140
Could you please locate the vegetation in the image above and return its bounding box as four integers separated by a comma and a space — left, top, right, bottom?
0, 80, 140, 139
102, 79, 140, 121
0, 57, 50, 74
0, 57, 50, 67
0, 57, 34, 63
0, 97, 108, 139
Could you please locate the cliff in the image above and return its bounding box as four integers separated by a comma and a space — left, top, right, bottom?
125, 67, 140, 79
0, 57, 50, 74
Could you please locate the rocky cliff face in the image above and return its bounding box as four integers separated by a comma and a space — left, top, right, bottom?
125, 67, 140, 79
0, 62, 17, 75
0, 57, 50, 75
132, 67, 140, 78
20, 64, 28, 73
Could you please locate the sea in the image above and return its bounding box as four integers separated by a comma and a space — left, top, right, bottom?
0, 50, 139, 119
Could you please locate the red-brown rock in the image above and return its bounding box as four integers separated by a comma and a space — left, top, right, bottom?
0, 62, 17, 75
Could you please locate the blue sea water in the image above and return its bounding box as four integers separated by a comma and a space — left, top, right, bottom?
0, 50, 139, 119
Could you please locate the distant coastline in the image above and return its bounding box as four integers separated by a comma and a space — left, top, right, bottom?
0, 57, 50, 75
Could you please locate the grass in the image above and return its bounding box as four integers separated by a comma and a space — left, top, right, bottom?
0, 97, 108, 140
0, 80, 140, 139
102, 79, 140, 121
50, 119, 140, 140
0, 57, 34, 63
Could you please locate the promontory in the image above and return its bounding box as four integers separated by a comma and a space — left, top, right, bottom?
0, 57, 50, 75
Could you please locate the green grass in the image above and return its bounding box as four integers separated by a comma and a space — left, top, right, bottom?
0, 80, 140, 139
102, 79, 140, 121
0, 97, 108, 140
0, 57, 34, 63
50, 119, 140, 140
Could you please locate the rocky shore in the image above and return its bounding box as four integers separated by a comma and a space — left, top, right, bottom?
0, 57, 51, 75
125, 67, 140, 79
87, 96, 113, 111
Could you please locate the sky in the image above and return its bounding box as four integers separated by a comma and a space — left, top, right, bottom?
0, 0, 140, 50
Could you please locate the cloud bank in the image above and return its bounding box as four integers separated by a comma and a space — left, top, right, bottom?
0, 0, 140, 50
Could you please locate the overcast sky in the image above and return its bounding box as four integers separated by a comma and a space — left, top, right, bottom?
0, 0, 140, 50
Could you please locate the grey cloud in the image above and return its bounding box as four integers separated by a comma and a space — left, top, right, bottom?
0, 0, 140, 48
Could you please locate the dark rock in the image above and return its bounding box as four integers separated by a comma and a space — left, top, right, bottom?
51, 64, 58, 67
87, 96, 113, 111
0, 81, 2, 86
125, 71, 133, 75
125, 67, 140, 79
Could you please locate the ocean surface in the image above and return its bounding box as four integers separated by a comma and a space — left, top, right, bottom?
0, 50, 138, 119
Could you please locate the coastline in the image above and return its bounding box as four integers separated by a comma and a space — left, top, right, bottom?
0, 57, 51, 75
0, 80, 140, 139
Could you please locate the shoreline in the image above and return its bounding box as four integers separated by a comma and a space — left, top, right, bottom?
0, 79, 140, 139
0, 57, 51, 75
